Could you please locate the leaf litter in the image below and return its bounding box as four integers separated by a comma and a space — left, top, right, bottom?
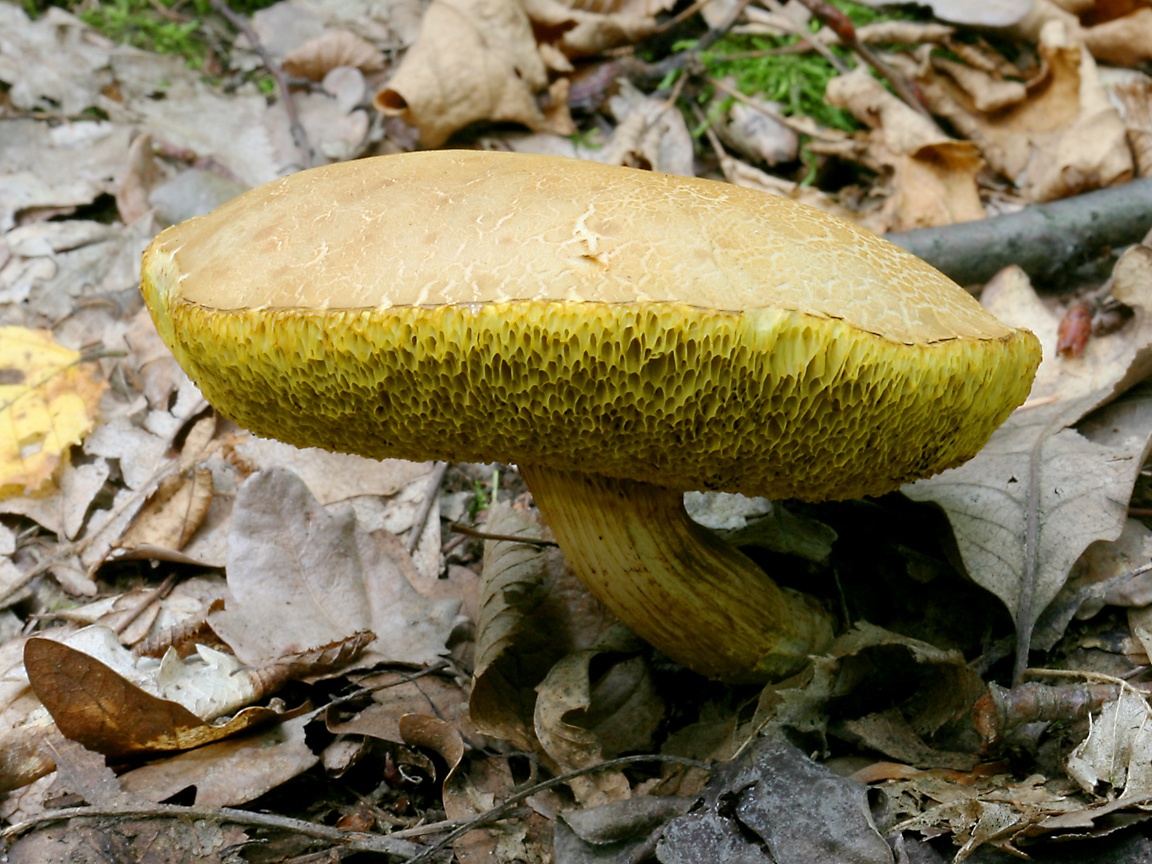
5, 0, 1152, 861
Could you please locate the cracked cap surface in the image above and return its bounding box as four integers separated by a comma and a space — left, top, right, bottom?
142, 150, 1041, 500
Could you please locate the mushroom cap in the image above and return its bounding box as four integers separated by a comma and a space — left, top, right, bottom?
142, 150, 1040, 501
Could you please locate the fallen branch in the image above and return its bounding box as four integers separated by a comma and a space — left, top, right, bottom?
886, 179, 1152, 287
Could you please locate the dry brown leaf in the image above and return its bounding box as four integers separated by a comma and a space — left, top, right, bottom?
375, 0, 547, 148
917, 20, 1133, 201
522, 0, 659, 58
1051, 518, 1152, 622
534, 637, 659, 806
281, 29, 385, 81
118, 713, 318, 806
114, 466, 214, 556
207, 467, 457, 669
0, 326, 105, 499
825, 67, 984, 231
23, 630, 288, 757
1110, 74, 1152, 177
1083, 8, 1152, 67
931, 56, 1027, 113
470, 502, 614, 751
115, 132, 160, 225
602, 80, 694, 174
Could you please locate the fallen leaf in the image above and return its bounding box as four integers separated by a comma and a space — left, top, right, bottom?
826, 66, 984, 230
601, 79, 694, 174
534, 630, 658, 805
23, 630, 290, 757
114, 466, 214, 555
906, 251, 1152, 669
917, 19, 1133, 201
375, 0, 548, 148
658, 738, 894, 864
522, 0, 660, 58
470, 502, 614, 751
208, 467, 457, 669
281, 29, 385, 81
1067, 689, 1152, 799
1084, 8, 1152, 68
0, 326, 105, 499
118, 714, 319, 806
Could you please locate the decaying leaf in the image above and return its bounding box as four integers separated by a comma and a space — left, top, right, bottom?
658, 738, 894, 864
375, 0, 548, 147
917, 19, 1133, 201
1066, 688, 1152, 800
0, 326, 105, 499
534, 629, 660, 805
114, 466, 214, 556
601, 80, 694, 174
281, 29, 385, 81
906, 251, 1152, 671
826, 67, 984, 231
23, 627, 295, 757
470, 502, 614, 751
208, 467, 458, 670
521, 0, 660, 58
118, 714, 319, 806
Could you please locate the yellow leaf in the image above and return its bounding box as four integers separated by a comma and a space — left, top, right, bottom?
0, 327, 106, 499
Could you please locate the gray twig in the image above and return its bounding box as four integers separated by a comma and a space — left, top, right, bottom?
209, 0, 313, 170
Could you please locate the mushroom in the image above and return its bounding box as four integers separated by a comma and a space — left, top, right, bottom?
141, 150, 1041, 683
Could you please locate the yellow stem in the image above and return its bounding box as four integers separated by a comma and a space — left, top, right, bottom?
519, 465, 834, 682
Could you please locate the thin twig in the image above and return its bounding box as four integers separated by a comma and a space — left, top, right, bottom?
2, 803, 424, 858
208, 0, 313, 169
448, 522, 558, 548
403, 754, 712, 863
407, 462, 448, 554
793, 0, 931, 118
757, 0, 850, 74
110, 573, 177, 636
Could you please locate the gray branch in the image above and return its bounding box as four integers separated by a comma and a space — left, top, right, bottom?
885, 178, 1152, 287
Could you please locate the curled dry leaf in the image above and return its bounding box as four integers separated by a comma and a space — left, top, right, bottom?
826, 67, 984, 231
113, 466, 214, 556
23, 627, 296, 759
375, 0, 547, 148
534, 637, 660, 806
521, 0, 659, 58
917, 19, 1133, 201
1110, 75, 1152, 178
1067, 689, 1152, 800
281, 30, 385, 82
602, 80, 694, 174
0, 326, 105, 499
906, 249, 1152, 669
470, 502, 615, 751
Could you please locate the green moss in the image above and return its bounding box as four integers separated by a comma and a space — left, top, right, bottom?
26, 0, 279, 68
691, 0, 917, 132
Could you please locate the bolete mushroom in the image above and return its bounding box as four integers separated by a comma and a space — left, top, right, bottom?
141, 150, 1040, 683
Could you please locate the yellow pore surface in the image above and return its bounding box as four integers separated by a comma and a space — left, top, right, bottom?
148, 297, 1037, 501
141, 151, 1041, 499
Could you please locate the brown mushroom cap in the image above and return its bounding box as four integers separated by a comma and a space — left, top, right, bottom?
142, 150, 1040, 502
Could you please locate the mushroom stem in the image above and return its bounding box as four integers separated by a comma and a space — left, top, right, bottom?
519, 465, 835, 683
